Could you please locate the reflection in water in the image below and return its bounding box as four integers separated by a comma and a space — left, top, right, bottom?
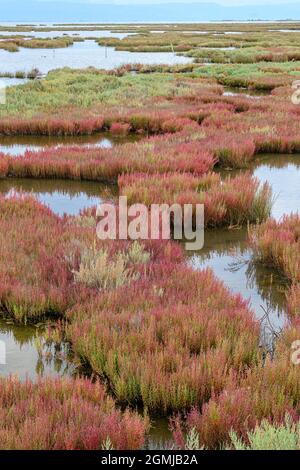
0, 178, 117, 216
191, 155, 300, 331
0, 30, 135, 39
147, 417, 172, 450
0, 39, 193, 75
188, 228, 288, 330
0, 319, 74, 380
223, 86, 270, 99
219, 154, 300, 221
253, 154, 300, 221
0, 132, 141, 156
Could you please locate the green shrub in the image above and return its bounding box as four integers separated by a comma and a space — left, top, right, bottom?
230, 416, 300, 450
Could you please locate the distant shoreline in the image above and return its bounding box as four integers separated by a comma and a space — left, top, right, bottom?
1, 20, 300, 25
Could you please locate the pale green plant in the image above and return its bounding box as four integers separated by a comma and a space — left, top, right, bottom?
2, 69, 198, 116
230, 416, 300, 450
33, 334, 45, 358
153, 285, 164, 298
73, 215, 96, 228
126, 241, 151, 264
101, 437, 114, 450
250, 183, 273, 224
185, 428, 204, 450
73, 244, 146, 291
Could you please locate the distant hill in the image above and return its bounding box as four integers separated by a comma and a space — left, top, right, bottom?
2, 2, 300, 23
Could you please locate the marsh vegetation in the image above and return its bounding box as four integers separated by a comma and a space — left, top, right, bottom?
0, 21, 300, 450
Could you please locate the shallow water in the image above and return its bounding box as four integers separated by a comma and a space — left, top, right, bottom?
0, 77, 29, 87
190, 154, 300, 330
0, 133, 140, 156
213, 31, 243, 36
0, 178, 117, 216
0, 39, 193, 74
253, 154, 300, 221
223, 86, 270, 99
219, 153, 300, 220
0, 319, 75, 380
189, 228, 287, 329
269, 29, 300, 33
181, 31, 210, 34
0, 30, 135, 39
224, 31, 243, 35
147, 417, 172, 450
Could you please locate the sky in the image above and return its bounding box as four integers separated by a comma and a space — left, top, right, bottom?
35, 0, 300, 4
4, 0, 300, 22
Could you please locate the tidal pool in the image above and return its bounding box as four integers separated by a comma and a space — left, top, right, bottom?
0, 133, 140, 156
0, 39, 193, 75
0, 318, 75, 380
0, 30, 135, 39
269, 29, 300, 33
0, 178, 117, 216
147, 418, 172, 450
190, 154, 300, 330
253, 154, 300, 221
189, 228, 288, 330
223, 86, 270, 99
